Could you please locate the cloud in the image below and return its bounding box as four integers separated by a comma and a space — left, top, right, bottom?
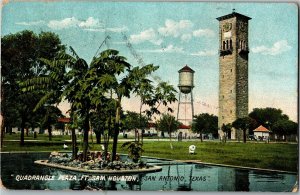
252, 40, 292, 55
83, 26, 128, 33
129, 19, 214, 45
193, 28, 215, 37
181, 34, 192, 42
130, 28, 162, 45
47, 17, 127, 32
162, 45, 184, 53
48, 17, 80, 29
191, 49, 217, 56
105, 26, 129, 33
158, 19, 194, 38
78, 17, 102, 28
83, 28, 105, 32
140, 44, 184, 53
16, 20, 45, 26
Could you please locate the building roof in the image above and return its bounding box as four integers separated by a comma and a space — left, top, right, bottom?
57, 117, 71, 123
216, 11, 252, 21
253, 125, 270, 132
147, 122, 156, 128
178, 65, 195, 73
179, 124, 191, 129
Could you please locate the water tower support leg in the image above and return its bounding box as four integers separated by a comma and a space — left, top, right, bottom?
177, 91, 181, 120
191, 91, 194, 118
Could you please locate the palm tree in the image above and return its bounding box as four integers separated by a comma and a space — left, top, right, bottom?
92, 50, 158, 161
22, 47, 160, 162
21, 47, 92, 160
135, 81, 177, 144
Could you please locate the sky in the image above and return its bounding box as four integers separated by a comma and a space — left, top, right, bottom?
1, 1, 298, 122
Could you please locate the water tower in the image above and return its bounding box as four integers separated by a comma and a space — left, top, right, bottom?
177, 65, 195, 125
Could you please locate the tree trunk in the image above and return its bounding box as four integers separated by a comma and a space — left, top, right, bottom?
243, 129, 246, 143
48, 125, 52, 141
20, 119, 25, 146
140, 102, 143, 145
284, 134, 287, 142
169, 127, 173, 149
112, 98, 121, 162
96, 131, 101, 144
71, 128, 77, 160
200, 132, 203, 142
82, 113, 90, 162
25, 128, 29, 136
1, 118, 5, 148
103, 133, 109, 161
104, 113, 111, 161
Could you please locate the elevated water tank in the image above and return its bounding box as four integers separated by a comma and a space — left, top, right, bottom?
178, 65, 195, 94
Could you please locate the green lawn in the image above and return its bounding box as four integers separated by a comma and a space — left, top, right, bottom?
1, 134, 298, 172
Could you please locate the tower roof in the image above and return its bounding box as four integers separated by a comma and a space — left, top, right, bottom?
216, 11, 252, 21
178, 65, 195, 73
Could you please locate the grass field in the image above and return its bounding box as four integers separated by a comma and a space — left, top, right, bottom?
1, 134, 298, 172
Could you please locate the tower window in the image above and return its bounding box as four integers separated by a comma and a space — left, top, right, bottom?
230, 69, 232, 72
230, 39, 232, 49
230, 110, 232, 114
223, 41, 226, 50
222, 75, 224, 78
222, 95, 224, 99
230, 90, 232, 93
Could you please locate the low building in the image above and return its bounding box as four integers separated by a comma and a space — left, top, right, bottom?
253, 125, 270, 140
176, 124, 197, 139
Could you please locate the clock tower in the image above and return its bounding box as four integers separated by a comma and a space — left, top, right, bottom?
216, 11, 251, 139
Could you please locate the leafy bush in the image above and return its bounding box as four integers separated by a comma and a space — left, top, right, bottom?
121, 141, 144, 163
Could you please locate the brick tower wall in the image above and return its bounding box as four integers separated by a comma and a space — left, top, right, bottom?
218, 14, 250, 139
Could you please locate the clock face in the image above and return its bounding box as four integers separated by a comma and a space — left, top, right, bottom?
223, 22, 232, 32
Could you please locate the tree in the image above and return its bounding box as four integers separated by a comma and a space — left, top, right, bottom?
66, 110, 80, 160
221, 123, 232, 143
133, 76, 154, 143
192, 113, 218, 142
90, 97, 116, 146
157, 113, 180, 142
40, 105, 63, 141
135, 81, 177, 144
249, 107, 289, 131
92, 50, 159, 161
22, 46, 92, 160
272, 119, 298, 141
121, 141, 144, 163
1, 30, 65, 146
122, 111, 148, 142
232, 117, 256, 143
